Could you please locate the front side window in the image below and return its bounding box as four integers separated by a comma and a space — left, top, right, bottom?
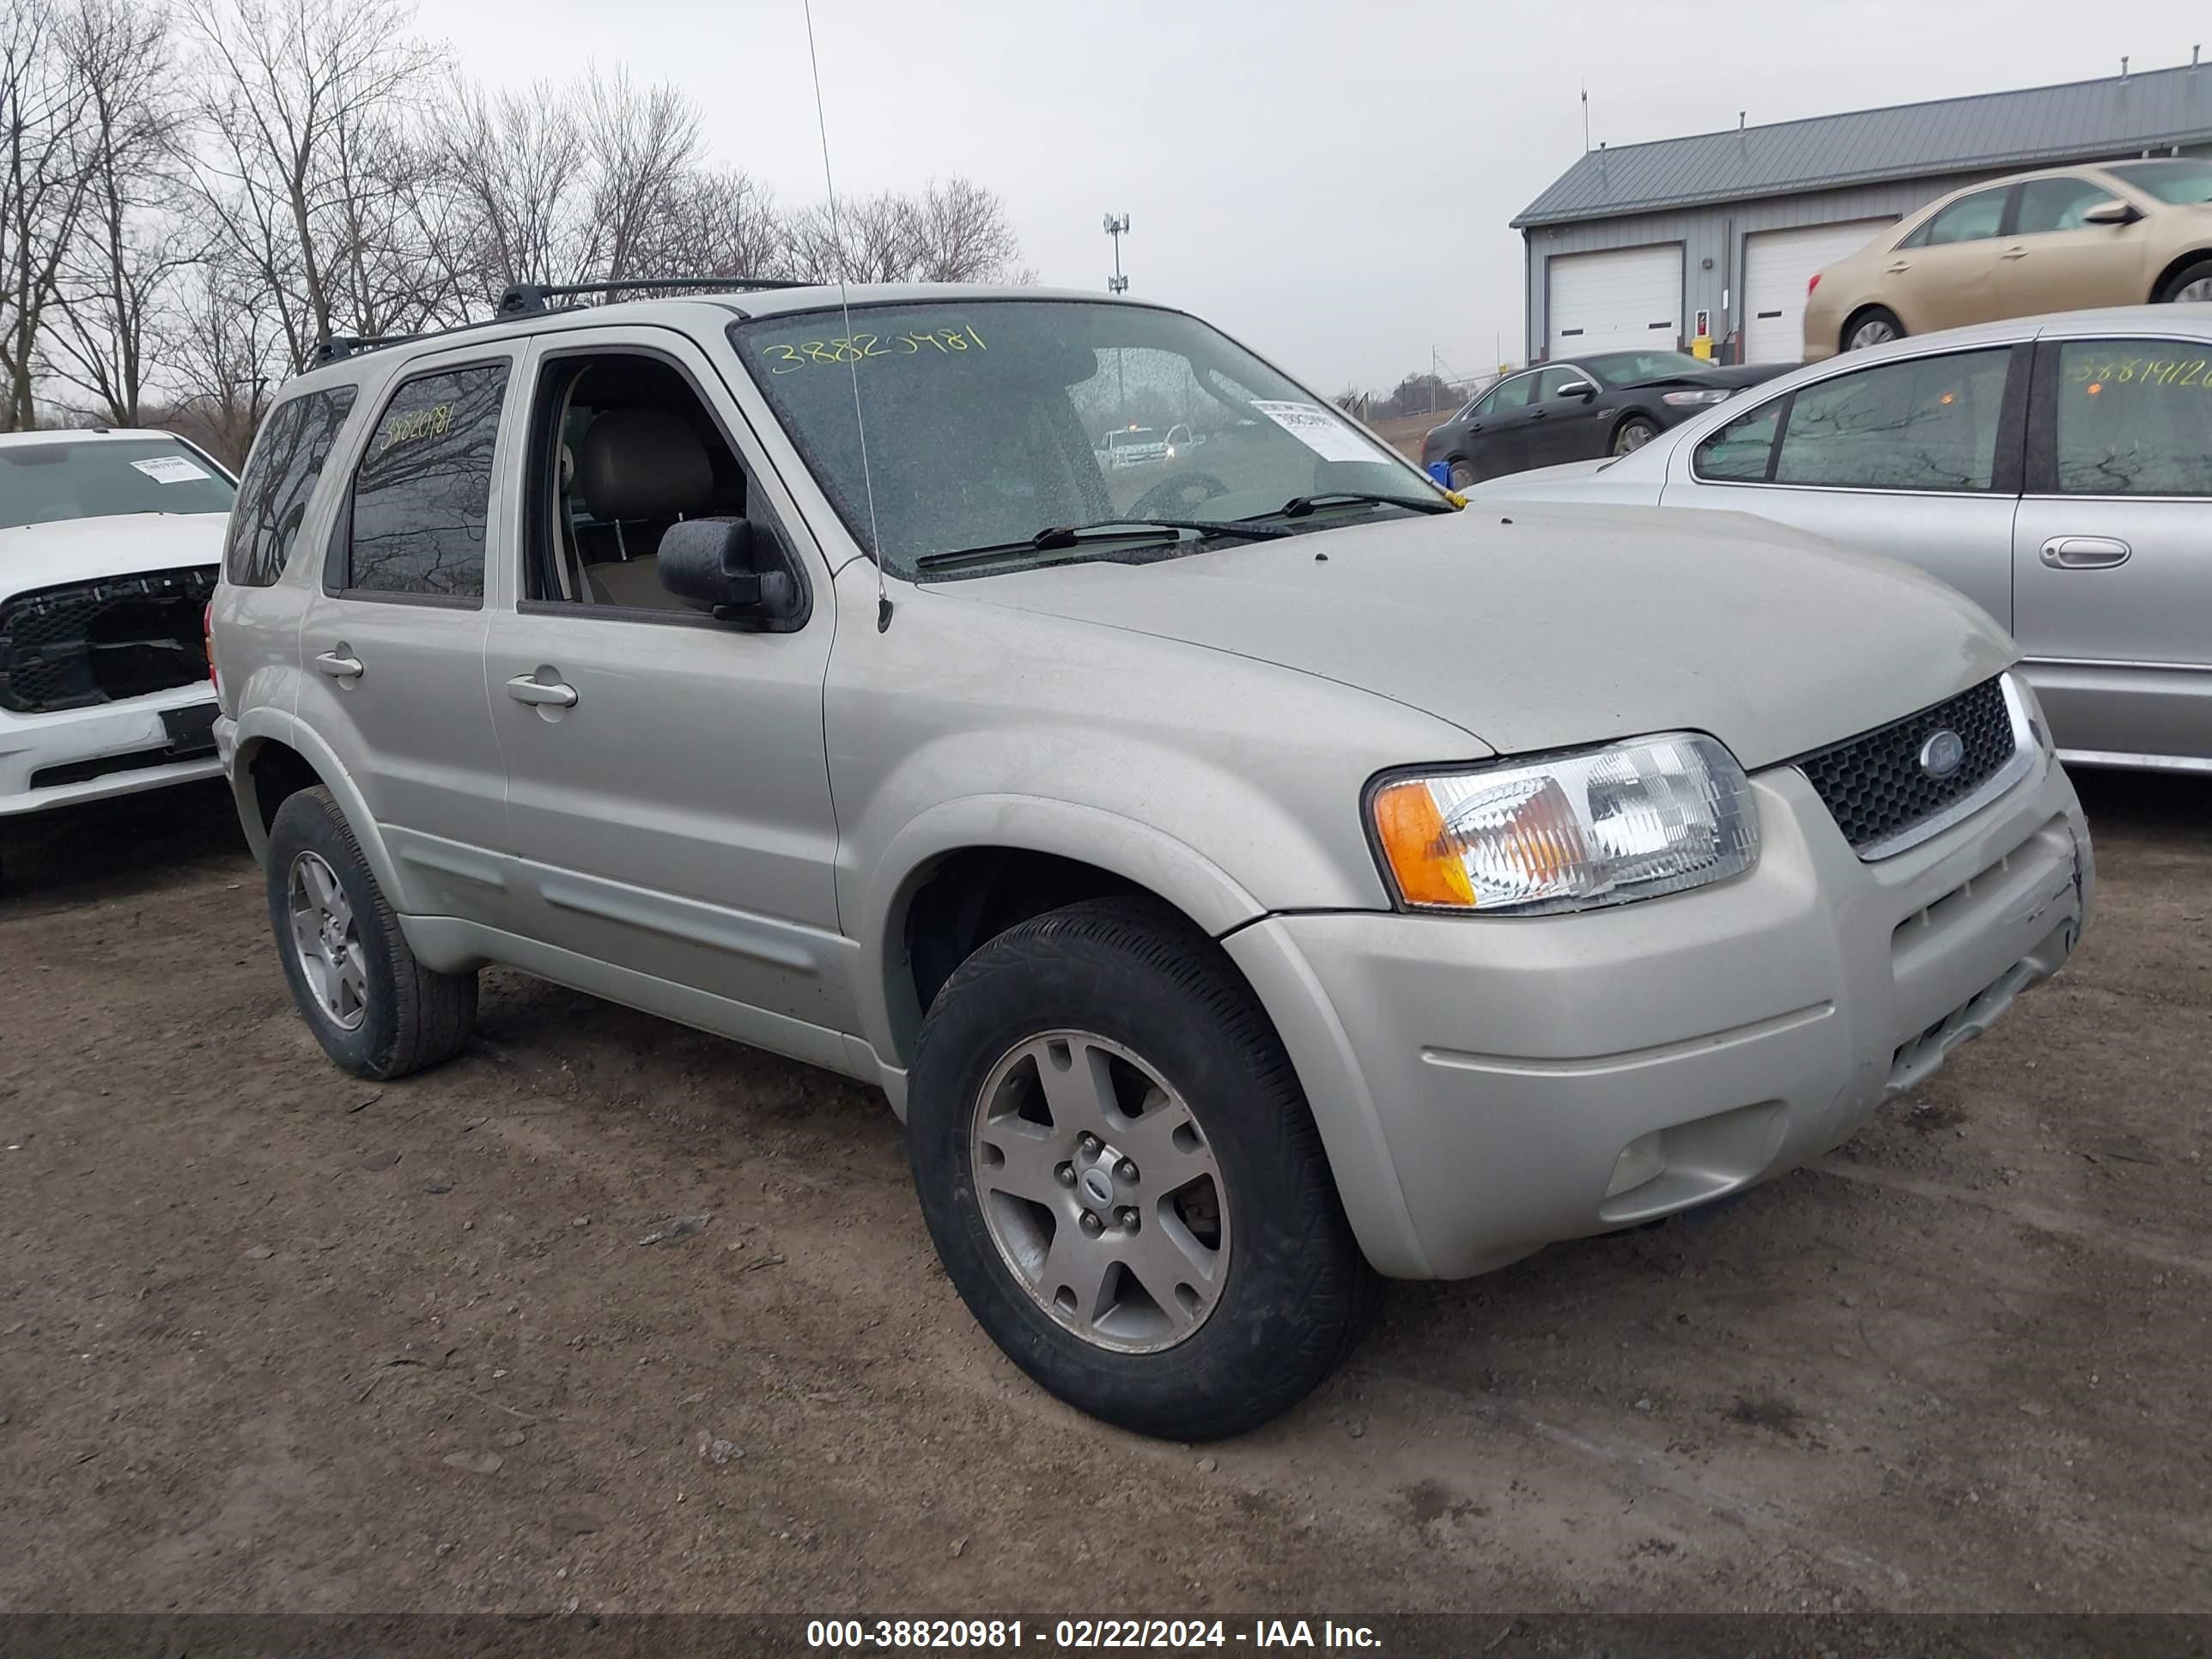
731, 301, 1431, 575
1923, 188, 2009, 246
343, 363, 509, 599
1774, 348, 2013, 491
2051, 339, 2212, 496
2106, 158, 2212, 207
2014, 177, 2118, 234
224, 387, 358, 586
1534, 367, 1586, 400
1, 435, 234, 532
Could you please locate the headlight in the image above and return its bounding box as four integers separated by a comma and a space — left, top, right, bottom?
1661, 388, 1733, 407
1369, 734, 1759, 915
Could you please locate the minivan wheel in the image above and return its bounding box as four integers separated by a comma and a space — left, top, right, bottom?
906, 896, 1382, 1440
264, 787, 477, 1080
1844, 307, 1903, 351
1612, 416, 1658, 455
1447, 459, 1475, 489
2154, 258, 2212, 304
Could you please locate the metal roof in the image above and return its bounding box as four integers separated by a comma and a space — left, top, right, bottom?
1515, 59, 2212, 228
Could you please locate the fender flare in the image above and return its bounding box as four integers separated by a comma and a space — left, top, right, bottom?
228, 708, 414, 913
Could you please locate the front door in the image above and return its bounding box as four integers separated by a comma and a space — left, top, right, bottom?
1992, 176, 2147, 319
2011, 334, 2212, 766
481, 327, 852, 1035
295, 348, 526, 928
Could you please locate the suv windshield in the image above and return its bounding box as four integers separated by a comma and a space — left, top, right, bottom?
2107, 159, 2212, 207
732, 300, 1432, 575
0, 436, 234, 532
1581, 350, 1710, 388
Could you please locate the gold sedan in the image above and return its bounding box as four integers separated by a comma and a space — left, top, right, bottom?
1803, 157, 2212, 362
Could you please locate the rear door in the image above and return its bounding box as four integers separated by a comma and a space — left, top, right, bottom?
295, 346, 526, 927
1992, 177, 2147, 319
1657, 342, 2028, 629
1891, 186, 2011, 332
1461, 370, 1541, 480
2011, 333, 2212, 766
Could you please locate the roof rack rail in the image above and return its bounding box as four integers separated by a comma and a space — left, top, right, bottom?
312, 332, 423, 366
495, 275, 812, 317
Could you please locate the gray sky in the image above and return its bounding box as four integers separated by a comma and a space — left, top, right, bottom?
434, 0, 2209, 392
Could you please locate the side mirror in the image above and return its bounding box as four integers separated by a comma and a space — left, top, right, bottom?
658, 518, 804, 626
1559, 380, 1598, 401
2082, 198, 2141, 227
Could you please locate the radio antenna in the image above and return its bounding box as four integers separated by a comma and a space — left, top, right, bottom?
802, 0, 890, 631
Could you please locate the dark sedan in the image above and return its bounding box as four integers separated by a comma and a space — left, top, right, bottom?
1421, 351, 1790, 487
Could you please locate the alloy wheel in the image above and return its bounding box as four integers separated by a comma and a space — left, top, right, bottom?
288, 850, 368, 1030
1613, 422, 1656, 455
969, 1030, 1229, 1353
2174, 275, 2212, 303
1847, 317, 1898, 350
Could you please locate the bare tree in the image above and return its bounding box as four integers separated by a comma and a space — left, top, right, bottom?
44, 0, 191, 423
428, 74, 589, 300
178, 0, 440, 370
0, 0, 95, 427
578, 67, 698, 283
782, 178, 1023, 286
147, 250, 279, 463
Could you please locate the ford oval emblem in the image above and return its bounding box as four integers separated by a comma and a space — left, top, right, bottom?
1919, 729, 1966, 779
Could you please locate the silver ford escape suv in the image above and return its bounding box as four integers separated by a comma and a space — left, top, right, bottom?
210, 280, 2094, 1439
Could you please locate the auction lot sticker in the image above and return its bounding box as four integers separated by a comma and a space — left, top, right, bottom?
1249, 399, 1379, 465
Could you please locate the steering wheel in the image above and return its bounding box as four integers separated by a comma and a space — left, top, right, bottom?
1127, 471, 1231, 520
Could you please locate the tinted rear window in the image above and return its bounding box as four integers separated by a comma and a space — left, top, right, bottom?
0, 438, 234, 532
223, 388, 359, 586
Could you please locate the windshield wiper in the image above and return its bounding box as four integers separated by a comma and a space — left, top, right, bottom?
1248, 491, 1457, 522
915, 517, 1289, 572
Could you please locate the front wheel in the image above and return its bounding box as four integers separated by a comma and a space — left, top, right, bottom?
2154, 258, 2212, 304
906, 897, 1382, 1439
1612, 417, 1659, 455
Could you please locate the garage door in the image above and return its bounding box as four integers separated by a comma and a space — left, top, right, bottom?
1742, 220, 1895, 362
1547, 246, 1682, 356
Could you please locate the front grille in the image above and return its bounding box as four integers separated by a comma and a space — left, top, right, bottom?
1795, 676, 2017, 857
0, 566, 216, 714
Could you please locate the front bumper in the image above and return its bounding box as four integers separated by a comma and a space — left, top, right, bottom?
1227, 749, 2090, 1279
0, 683, 224, 817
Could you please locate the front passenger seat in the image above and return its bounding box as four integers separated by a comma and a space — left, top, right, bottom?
574, 407, 716, 608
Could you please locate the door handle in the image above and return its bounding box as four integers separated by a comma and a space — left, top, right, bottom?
507, 673, 579, 708
2039, 535, 2130, 569
2000, 246, 2028, 260
313, 649, 363, 680
1467, 421, 1484, 433
1886, 261, 1912, 274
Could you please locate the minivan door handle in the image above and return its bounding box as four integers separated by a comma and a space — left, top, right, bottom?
313, 649, 364, 680
506, 673, 579, 708
2039, 535, 2130, 569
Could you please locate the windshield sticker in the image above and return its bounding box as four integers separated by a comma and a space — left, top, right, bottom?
1249, 400, 1380, 465
2069, 355, 2209, 391
130, 455, 214, 484
758, 326, 988, 374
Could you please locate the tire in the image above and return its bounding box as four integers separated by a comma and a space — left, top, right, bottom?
264, 786, 477, 1080
906, 896, 1382, 1440
2154, 258, 2212, 305
1446, 459, 1476, 489
1842, 307, 1904, 352
1611, 417, 1659, 456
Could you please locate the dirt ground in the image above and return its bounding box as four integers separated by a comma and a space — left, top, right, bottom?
0, 770, 2205, 1616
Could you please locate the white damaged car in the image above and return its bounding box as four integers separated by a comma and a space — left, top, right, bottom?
0, 429, 236, 839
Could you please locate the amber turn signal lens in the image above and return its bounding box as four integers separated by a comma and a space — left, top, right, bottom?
1371, 779, 1476, 908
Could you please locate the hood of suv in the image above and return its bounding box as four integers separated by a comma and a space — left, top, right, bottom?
948, 505, 2015, 770
0, 512, 227, 601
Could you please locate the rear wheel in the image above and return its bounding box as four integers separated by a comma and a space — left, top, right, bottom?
2154, 258, 2212, 304
1446, 459, 1475, 489
264, 787, 477, 1079
906, 896, 1382, 1439
1843, 307, 1904, 352
1612, 416, 1659, 455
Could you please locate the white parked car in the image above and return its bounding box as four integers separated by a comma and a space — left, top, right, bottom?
0, 428, 236, 837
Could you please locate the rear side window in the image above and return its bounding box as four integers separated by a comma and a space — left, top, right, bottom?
342, 362, 509, 600
1692, 401, 1784, 480
1922, 187, 2008, 246
2051, 339, 2212, 496
1773, 348, 2012, 491
223, 387, 357, 586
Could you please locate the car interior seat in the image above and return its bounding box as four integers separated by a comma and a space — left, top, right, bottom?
574, 407, 715, 608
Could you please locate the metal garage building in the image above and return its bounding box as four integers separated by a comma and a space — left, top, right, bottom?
1514, 58, 2212, 365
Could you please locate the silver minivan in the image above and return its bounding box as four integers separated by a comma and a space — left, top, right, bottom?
212, 283, 2092, 1439
1470, 305, 2212, 774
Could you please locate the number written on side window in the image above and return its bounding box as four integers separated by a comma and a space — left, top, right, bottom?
345, 364, 508, 599
1773, 349, 2011, 492
2055, 339, 2212, 496
223, 387, 358, 587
